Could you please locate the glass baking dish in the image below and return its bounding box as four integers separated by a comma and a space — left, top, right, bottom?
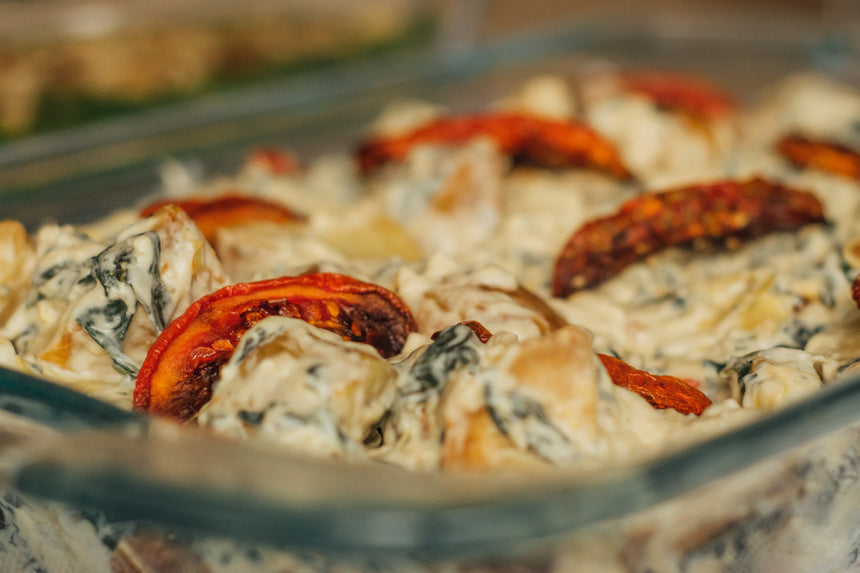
1, 4, 859, 571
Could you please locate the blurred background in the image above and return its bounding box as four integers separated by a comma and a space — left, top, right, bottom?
0, 0, 856, 142
477, 0, 855, 39
0, 0, 431, 140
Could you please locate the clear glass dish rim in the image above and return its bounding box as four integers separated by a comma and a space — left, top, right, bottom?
4, 364, 860, 558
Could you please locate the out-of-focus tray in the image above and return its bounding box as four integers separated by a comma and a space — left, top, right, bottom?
0, 0, 434, 140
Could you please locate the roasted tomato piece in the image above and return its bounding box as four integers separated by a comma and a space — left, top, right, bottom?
598, 354, 711, 415
431, 320, 493, 343
134, 273, 417, 420
852, 276, 860, 310
357, 112, 634, 180
140, 193, 305, 243
246, 148, 301, 175
552, 177, 826, 297
620, 71, 737, 120
777, 134, 860, 180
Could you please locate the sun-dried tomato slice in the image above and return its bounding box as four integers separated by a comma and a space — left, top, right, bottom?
431, 320, 493, 343
552, 177, 826, 297
619, 71, 737, 120
134, 273, 417, 420
357, 112, 634, 180
852, 276, 860, 310
777, 134, 860, 180
246, 148, 301, 175
140, 193, 305, 243
598, 354, 711, 415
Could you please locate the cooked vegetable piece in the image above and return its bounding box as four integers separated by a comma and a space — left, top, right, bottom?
598, 354, 712, 415
620, 71, 737, 120
356, 112, 634, 180
552, 177, 826, 297
431, 320, 492, 343
78, 231, 170, 375
0, 220, 33, 326
413, 323, 483, 393
430, 320, 709, 416
777, 134, 860, 180
140, 194, 305, 243
134, 273, 416, 420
